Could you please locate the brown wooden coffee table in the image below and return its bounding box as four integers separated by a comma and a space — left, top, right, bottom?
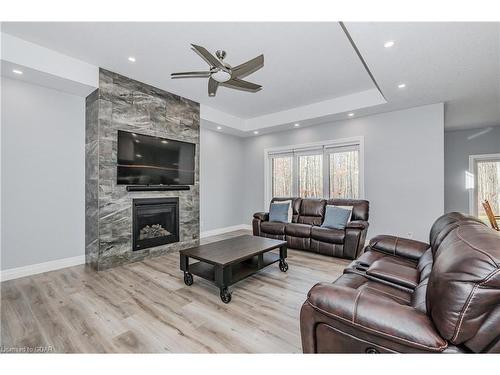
179, 235, 288, 303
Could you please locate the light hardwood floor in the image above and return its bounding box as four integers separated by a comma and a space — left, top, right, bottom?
1, 230, 349, 353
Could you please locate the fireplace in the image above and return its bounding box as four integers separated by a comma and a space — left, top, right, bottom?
132, 198, 179, 251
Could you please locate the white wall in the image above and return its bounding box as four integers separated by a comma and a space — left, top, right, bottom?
0, 81, 444, 272
1, 78, 85, 270
200, 126, 245, 232
444, 126, 500, 213
241, 104, 445, 242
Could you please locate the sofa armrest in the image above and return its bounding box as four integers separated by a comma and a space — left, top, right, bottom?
343, 221, 369, 259
303, 282, 447, 352
369, 235, 430, 261
346, 220, 369, 230
253, 212, 269, 221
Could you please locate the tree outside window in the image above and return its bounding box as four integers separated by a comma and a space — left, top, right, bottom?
477, 160, 500, 221
299, 154, 323, 198
272, 157, 292, 197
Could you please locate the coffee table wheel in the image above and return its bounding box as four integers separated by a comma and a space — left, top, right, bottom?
279, 259, 289, 272
220, 287, 232, 303
184, 272, 193, 286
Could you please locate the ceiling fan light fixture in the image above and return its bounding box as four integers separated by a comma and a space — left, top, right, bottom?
211, 70, 232, 83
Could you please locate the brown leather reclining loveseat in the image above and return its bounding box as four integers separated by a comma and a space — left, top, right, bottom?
253, 197, 369, 260
300, 212, 500, 353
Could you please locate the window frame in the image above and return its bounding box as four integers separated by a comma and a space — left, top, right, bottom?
264, 137, 364, 209
468, 153, 500, 216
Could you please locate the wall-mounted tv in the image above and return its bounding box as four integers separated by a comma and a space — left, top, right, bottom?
117, 130, 196, 186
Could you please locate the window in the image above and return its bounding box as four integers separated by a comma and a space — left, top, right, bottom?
329, 149, 359, 199
272, 156, 293, 197
469, 154, 500, 222
266, 138, 363, 203
298, 153, 323, 198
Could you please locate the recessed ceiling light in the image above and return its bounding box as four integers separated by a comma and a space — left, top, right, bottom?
136, 154, 142, 158
294, 123, 300, 127
217, 126, 222, 130
384, 40, 395, 48
161, 140, 168, 144
398, 83, 406, 89
253, 131, 259, 135
135, 140, 140, 143
348, 113, 355, 117
131, 133, 137, 137
128, 56, 136, 62
12, 69, 23, 75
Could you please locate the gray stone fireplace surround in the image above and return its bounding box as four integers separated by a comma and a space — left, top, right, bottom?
85, 69, 200, 270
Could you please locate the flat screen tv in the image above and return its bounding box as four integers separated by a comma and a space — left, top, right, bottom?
117, 130, 195, 186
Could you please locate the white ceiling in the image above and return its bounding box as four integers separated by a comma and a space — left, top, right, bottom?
2, 22, 499, 131
0, 22, 375, 119
346, 22, 500, 130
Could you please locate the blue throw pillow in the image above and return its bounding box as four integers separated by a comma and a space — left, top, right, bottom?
269, 202, 291, 223
321, 205, 352, 230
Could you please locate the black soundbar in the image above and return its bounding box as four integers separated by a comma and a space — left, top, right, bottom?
126, 185, 190, 192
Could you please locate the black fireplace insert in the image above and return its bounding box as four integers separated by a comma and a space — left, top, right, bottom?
132, 198, 179, 251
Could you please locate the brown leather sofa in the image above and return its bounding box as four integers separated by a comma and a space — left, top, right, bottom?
253, 197, 369, 260
300, 212, 500, 353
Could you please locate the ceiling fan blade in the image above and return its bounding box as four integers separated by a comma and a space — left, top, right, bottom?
232, 54, 264, 78
191, 44, 225, 69
208, 77, 219, 97
171, 71, 211, 78
222, 78, 262, 92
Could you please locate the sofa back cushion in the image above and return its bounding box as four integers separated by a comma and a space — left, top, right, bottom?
327, 199, 369, 221
426, 222, 500, 352
428, 212, 486, 255
298, 199, 326, 226
271, 197, 302, 223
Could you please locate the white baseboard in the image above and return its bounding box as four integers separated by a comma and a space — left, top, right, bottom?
1, 225, 253, 281
1, 255, 86, 282
200, 224, 252, 238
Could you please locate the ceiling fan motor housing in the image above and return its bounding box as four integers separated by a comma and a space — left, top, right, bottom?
215, 50, 227, 60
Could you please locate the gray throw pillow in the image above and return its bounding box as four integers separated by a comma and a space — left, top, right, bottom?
321, 205, 352, 230
269, 202, 291, 223
271, 200, 292, 222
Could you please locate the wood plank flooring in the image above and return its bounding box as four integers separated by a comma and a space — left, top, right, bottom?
1, 230, 349, 353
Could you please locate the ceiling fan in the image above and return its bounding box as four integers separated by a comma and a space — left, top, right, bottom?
171, 44, 264, 97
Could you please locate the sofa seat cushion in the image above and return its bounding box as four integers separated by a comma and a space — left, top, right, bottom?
285, 223, 312, 237
311, 226, 345, 244
260, 221, 286, 235
366, 259, 420, 289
